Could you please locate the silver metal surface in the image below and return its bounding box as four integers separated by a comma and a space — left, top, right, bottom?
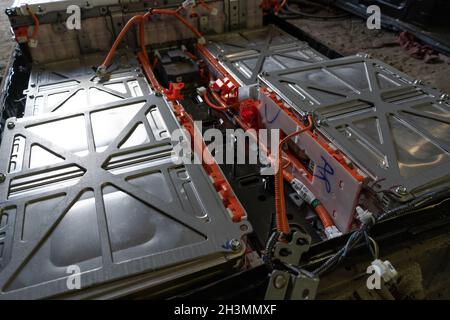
258, 91, 363, 232
206, 25, 327, 86
24, 53, 151, 117
265, 270, 319, 300
259, 55, 450, 196
0, 92, 250, 299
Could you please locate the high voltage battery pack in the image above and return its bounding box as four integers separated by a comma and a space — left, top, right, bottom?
24, 53, 151, 117
205, 25, 327, 86
0, 92, 250, 299
259, 55, 450, 201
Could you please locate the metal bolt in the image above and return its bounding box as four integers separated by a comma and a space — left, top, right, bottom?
439, 93, 449, 101
395, 186, 408, 195
413, 79, 424, 86
317, 119, 327, 127
0, 173, 5, 183
273, 274, 287, 289
155, 92, 163, 97
7, 122, 15, 130
30, 83, 36, 88
357, 53, 371, 59
229, 239, 242, 252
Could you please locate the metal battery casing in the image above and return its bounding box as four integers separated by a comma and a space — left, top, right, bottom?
259, 55, 450, 197
24, 53, 151, 117
0, 92, 250, 299
206, 25, 328, 87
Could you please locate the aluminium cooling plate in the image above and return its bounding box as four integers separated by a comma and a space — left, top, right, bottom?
24, 53, 151, 117
206, 25, 327, 86
0, 93, 249, 299
259, 55, 450, 195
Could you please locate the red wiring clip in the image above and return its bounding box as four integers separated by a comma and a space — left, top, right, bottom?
211, 77, 239, 105
239, 99, 260, 128
164, 82, 185, 101
13, 27, 29, 44
260, 0, 280, 12
211, 77, 236, 93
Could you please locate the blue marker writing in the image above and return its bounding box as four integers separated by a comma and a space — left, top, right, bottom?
314, 156, 335, 193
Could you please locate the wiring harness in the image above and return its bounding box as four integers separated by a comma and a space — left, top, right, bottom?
312, 187, 450, 276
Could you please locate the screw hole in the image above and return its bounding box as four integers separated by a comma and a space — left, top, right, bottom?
302, 289, 310, 299
296, 237, 307, 246
279, 248, 292, 257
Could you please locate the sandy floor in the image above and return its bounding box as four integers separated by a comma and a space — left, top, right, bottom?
290, 15, 450, 93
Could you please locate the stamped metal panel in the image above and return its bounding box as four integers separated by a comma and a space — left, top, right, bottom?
259, 92, 362, 232
10, 0, 186, 14
24, 54, 151, 117
206, 25, 327, 86
260, 55, 450, 195
0, 94, 249, 299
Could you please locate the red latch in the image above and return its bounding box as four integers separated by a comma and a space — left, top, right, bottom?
240, 99, 260, 129
164, 82, 185, 101
14, 27, 29, 44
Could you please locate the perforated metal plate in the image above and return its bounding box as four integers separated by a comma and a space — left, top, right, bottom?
0, 94, 249, 299
259, 55, 450, 195
206, 25, 327, 86
24, 53, 151, 117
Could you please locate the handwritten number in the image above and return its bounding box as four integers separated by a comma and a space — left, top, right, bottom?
314, 156, 335, 193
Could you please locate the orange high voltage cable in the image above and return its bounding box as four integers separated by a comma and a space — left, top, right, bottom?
202, 91, 230, 111
98, 8, 204, 76
236, 113, 336, 235
275, 115, 314, 236
26, 6, 40, 45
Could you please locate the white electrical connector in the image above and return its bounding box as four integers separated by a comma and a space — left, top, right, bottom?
210, 7, 219, 16
356, 206, 376, 226
291, 179, 342, 240
28, 38, 38, 48
196, 86, 207, 96
182, 0, 196, 9
371, 259, 398, 283
197, 36, 206, 45
291, 179, 315, 204
325, 226, 342, 239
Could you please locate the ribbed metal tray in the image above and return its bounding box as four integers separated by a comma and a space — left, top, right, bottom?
24, 53, 151, 117
259, 55, 450, 196
0, 93, 249, 299
206, 25, 327, 86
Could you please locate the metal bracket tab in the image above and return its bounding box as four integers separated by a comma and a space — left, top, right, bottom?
265, 270, 319, 300
274, 231, 312, 265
